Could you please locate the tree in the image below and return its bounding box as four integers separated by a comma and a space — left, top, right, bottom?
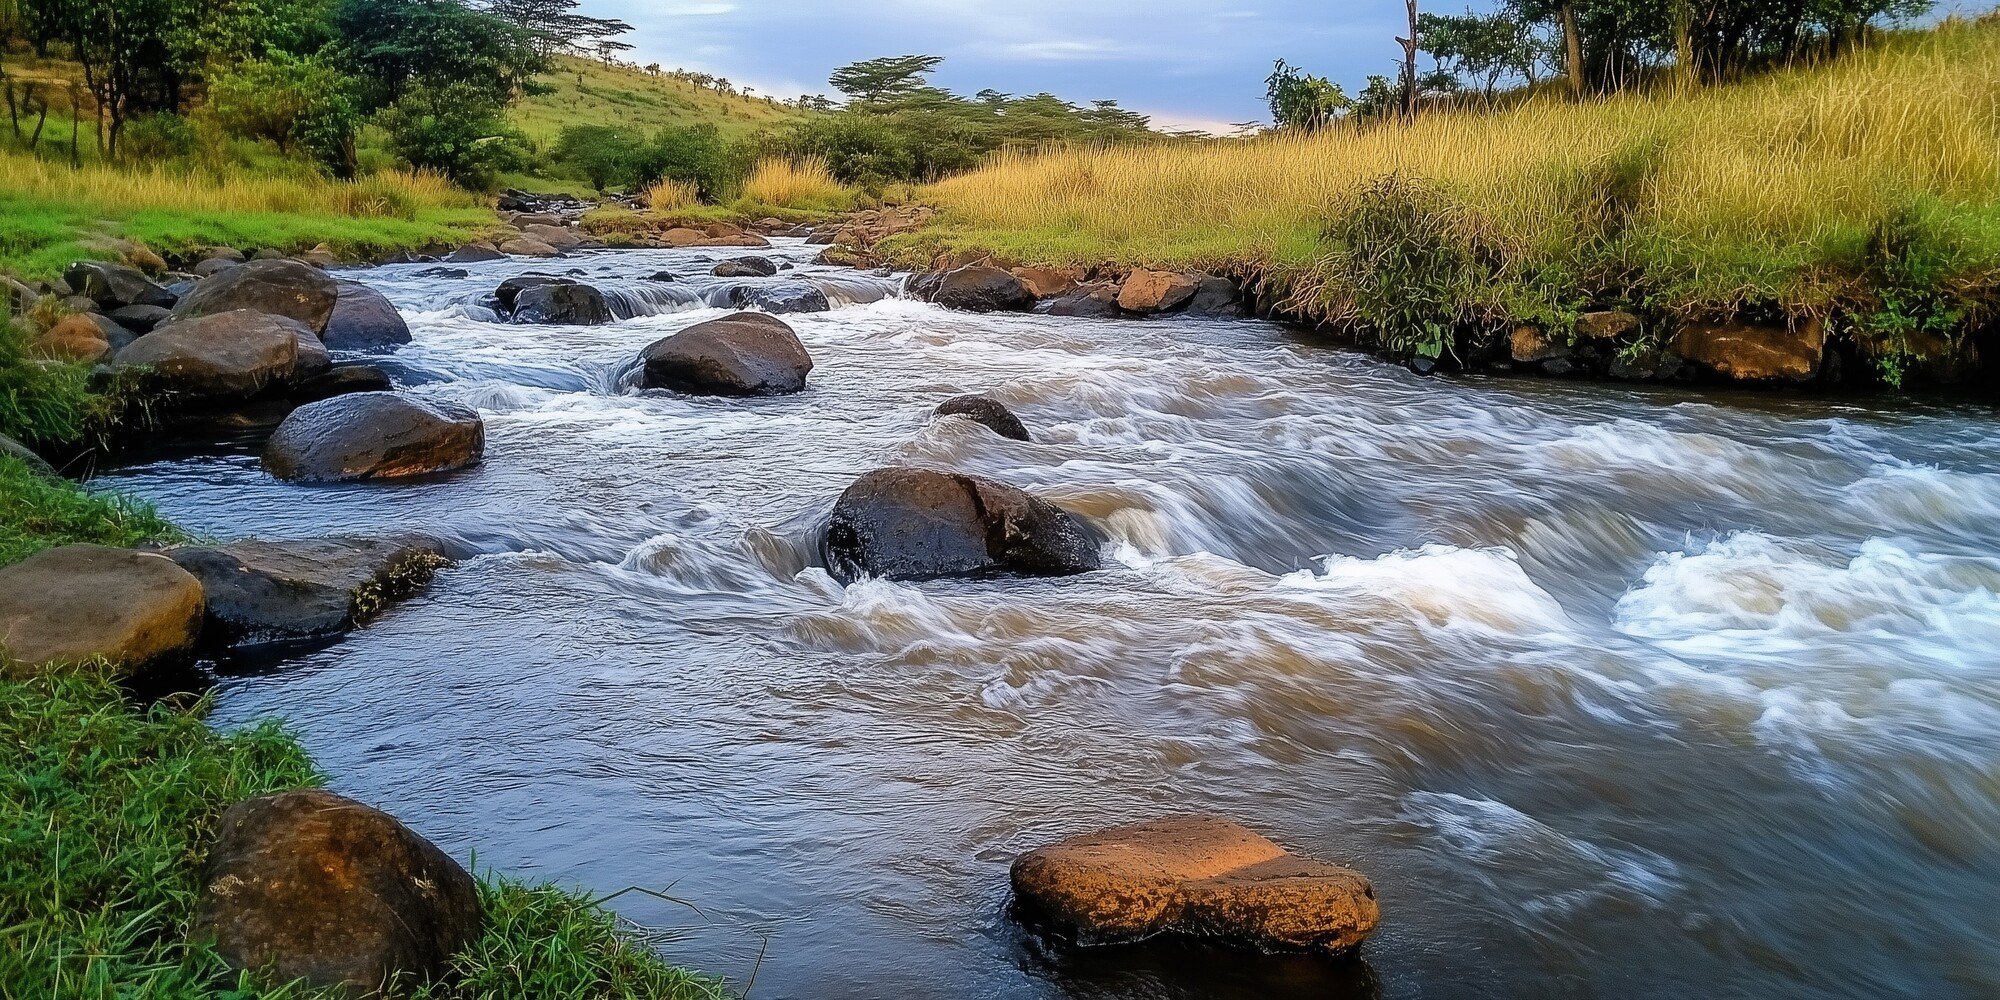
375, 78, 525, 187
1265, 59, 1351, 131
334, 0, 545, 109
551, 123, 644, 189
207, 54, 363, 174
483, 0, 631, 57
828, 54, 943, 104
633, 124, 740, 199
1420, 8, 1546, 97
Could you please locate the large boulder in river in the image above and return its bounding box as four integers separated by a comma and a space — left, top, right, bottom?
934, 394, 1030, 441
1045, 283, 1123, 319
323, 281, 411, 351
0, 545, 204, 677
63, 260, 174, 310
712, 256, 777, 278
1011, 815, 1379, 956
195, 789, 482, 994
730, 281, 829, 315
173, 259, 338, 335
1117, 269, 1200, 314
170, 536, 448, 644
115, 310, 306, 399
632, 312, 812, 396
263, 392, 484, 482
511, 281, 611, 325
921, 265, 1035, 313
822, 467, 1100, 583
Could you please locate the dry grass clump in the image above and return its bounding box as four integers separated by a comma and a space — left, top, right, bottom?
740, 156, 858, 212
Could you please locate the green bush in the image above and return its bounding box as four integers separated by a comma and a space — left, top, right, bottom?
377, 80, 529, 190
550, 124, 648, 191
634, 124, 744, 201
120, 114, 200, 162
1309, 174, 1499, 359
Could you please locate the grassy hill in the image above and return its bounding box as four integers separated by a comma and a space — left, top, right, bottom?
511, 55, 813, 145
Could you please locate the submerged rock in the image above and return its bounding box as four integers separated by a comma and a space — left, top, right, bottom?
511, 281, 611, 325
730, 281, 829, 315
822, 467, 1100, 583
262, 392, 484, 482
323, 281, 412, 352
1011, 815, 1379, 956
921, 265, 1035, 313
934, 394, 1030, 441
632, 312, 813, 396
170, 536, 448, 644
173, 259, 339, 335
115, 310, 307, 399
196, 790, 482, 994
0, 545, 204, 676
712, 256, 777, 278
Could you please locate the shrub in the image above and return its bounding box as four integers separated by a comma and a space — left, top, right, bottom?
119, 113, 199, 162
1306, 174, 1498, 359
551, 124, 648, 191
634, 124, 743, 201
376, 80, 529, 190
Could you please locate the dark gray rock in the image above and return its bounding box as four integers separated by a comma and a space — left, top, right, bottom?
919, 265, 1035, 313
730, 281, 830, 314
170, 536, 448, 644
1182, 275, 1248, 318
413, 267, 470, 280
173, 259, 339, 335
631, 312, 813, 396
1045, 284, 1122, 319
323, 281, 411, 352
511, 282, 611, 325
106, 303, 173, 333
114, 310, 309, 399
492, 274, 562, 313
934, 394, 1030, 441
262, 392, 484, 482
443, 244, 506, 263
290, 365, 394, 404
712, 256, 778, 278
63, 261, 174, 310
822, 467, 1101, 583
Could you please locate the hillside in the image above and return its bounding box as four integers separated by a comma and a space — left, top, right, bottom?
511, 55, 814, 145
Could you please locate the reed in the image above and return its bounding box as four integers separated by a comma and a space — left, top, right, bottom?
739, 156, 858, 212
915, 18, 2000, 339
641, 177, 702, 213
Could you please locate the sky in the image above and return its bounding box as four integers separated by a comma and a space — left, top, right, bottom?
596, 1, 1472, 133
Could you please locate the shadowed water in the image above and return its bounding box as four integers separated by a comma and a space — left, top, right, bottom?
103, 240, 2000, 999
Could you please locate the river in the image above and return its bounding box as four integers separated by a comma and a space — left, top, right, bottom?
103, 240, 2000, 999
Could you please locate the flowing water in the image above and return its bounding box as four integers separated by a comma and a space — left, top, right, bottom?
103, 241, 2000, 999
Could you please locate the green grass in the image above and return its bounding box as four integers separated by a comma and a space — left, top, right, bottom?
0, 456, 182, 565
0, 667, 729, 999
511, 56, 810, 148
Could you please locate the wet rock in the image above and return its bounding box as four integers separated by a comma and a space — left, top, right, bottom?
1010, 266, 1082, 299
1672, 318, 1823, 382
292, 328, 332, 379
713, 256, 778, 278
290, 364, 394, 404
170, 536, 448, 644
263, 392, 484, 482
822, 467, 1100, 583
1183, 276, 1248, 318
632, 312, 813, 396
1045, 283, 1122, 319
1509, 325, 1567, 364
173, 259, 339, 335
107, 303, 173, 333
498, 236, 561, 258
413, 267, 469, 280
192, 258, 242, 278
323, 281, 412, 352
511, 281, 611, 325
443, 244, 506, 263
921, 265, 1035, 313
1117, 269, 1200, 314
195, 790, 482, 994
1609, 347, 1689, 382
730, 281, 829, 315
115, 310, 307, 399
1011, 815, 1379, 956
1578, 310, 1642, 340
31, 314, 113, 363
491, 275, 562, 313
0, 545, 204, 676
63, 260, 175, 310
934, 394, 1030, 441
519, 224, 584, 252
644, 271, 677, 282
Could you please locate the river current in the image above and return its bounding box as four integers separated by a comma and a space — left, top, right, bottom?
104, 240, 2000, 999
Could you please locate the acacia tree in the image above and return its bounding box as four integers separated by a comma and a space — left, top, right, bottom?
1265, 59, 1351, 131
828, 54, 943, 104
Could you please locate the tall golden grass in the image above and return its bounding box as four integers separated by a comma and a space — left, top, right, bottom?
740, 157, 855, 211
641, 177, 701, 213
0, 151, 477, 219
920, 18, 2000, 312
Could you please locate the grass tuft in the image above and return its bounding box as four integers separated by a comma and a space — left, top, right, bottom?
738, 157, 858, 214
0, 455, 181, 565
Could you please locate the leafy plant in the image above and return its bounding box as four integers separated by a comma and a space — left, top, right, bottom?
1307, 174, 1498, 359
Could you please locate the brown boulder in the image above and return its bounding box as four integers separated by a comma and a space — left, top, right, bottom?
0, 545, 204, 676
519, 224, 584, 251
702, 233, 772, 248
822, 467, 1101, 583
1117, 269, 1200, 314
662, 228, 706, 248
934, 394, 1030, 441
115, 310, 306, 399
1509, 325, 1566, 364
173, 259, 339, 335
195, 790, 482, 994
1011, 815, 1378, 956
1011, 266, 1082, 299
1578, 310, 1642, 340
1672, 317, 1824, 381
498, 237, 561, 258
921, 265, 1035, 313
262, 392, 484, 482
632, 312, 813, 396
32, 314, 113, 363
170, 536, 448, 644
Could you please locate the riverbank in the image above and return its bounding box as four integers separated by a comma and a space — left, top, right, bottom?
891, 16, 2000, 392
